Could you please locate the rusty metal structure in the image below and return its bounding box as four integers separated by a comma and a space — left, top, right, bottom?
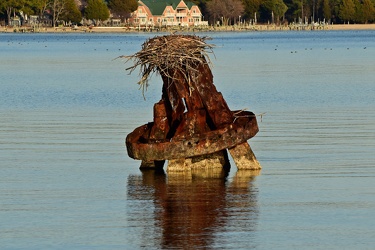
123, 35, 261, 171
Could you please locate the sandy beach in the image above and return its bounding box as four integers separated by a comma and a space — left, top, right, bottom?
1, 23, 375, 33
331, 23, 375, 30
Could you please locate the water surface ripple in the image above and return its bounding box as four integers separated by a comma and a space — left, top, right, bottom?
0, 31, 374, 249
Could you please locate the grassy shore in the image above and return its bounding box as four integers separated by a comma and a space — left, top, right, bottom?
1, 23, 375, 33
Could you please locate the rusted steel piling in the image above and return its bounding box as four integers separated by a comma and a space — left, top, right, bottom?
123, 35, 261, 171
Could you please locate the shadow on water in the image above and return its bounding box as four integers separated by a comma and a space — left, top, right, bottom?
127, 168, 260, 249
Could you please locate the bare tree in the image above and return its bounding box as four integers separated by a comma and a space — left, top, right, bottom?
51, 0, 67, 27
33, 0, 52, 18
206, 0, 244, 25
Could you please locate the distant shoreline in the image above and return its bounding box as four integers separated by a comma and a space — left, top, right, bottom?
1, 23, 375, 33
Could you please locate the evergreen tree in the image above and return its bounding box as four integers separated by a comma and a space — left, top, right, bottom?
242, 0, 261, 21
61, 0, 82, 23
322, 0, 331, 20
339, 0, 355, 23
284, 0, 302, 21
274, 0, 288, 23
85, 0, 109, 25
328, 0, 341, 23
108, 0, 138, 22
362, 0, 375, 23
262, 0, 288, 24
20, 0, 35, 16
353, 0, 363, 23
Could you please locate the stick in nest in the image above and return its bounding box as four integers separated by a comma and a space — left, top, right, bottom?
116, 34, 215, 98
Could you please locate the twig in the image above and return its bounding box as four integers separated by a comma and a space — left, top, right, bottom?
116, 34, 215, 98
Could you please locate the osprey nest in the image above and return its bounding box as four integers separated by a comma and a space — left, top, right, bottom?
120, 34, 214, 93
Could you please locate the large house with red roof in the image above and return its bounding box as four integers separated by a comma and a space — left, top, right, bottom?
130, 0, 207, 27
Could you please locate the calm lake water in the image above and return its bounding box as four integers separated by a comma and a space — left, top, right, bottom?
1, 30, 374, 249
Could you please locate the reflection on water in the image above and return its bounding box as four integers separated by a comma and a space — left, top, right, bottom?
127, 169, 260, 249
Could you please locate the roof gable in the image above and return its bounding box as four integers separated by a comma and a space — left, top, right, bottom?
176, 1, 188, 8
139, 0, 197, 16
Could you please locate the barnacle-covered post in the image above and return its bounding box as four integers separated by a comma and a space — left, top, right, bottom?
123, 35, 261, 171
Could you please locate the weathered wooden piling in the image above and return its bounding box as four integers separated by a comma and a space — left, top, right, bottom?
123, 34, 261, 171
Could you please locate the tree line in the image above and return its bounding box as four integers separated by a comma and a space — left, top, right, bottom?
0, 0, 137, 27
1, 0, 375, 27
203, 0, 375, 25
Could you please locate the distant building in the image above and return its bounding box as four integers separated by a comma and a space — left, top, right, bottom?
130, 0, 208, 27
10, 17, 22, 26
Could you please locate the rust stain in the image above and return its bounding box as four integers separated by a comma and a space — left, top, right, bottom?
123, 35, 261, 170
